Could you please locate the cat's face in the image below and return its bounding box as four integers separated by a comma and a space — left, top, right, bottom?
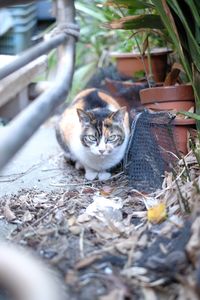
77, 107, 127, 156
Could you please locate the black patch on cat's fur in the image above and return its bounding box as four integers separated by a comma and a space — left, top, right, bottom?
90, 108, 112, 121
83, 90, 108, 111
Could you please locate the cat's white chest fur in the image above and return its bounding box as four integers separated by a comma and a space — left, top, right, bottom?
68, 132, 129, 180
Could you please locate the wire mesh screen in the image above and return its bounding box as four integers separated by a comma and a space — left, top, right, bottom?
124, 110, 179, 192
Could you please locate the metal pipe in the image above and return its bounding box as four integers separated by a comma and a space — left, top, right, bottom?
0, 34, 67, 80
0, 0, 76, 170
0, 1, 33, 8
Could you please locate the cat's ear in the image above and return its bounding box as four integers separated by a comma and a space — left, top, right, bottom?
77, 109, 91, 125
110, 107, 127, 123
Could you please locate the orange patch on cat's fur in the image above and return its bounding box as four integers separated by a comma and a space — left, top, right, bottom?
97, 90, 121, 108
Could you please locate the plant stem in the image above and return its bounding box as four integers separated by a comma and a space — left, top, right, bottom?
134, 37, 152, 88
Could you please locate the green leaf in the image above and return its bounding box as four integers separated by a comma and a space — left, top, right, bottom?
104, 14, 165, 30
103, 0, 154, 9
151, 0, 193, 83
75, 2, 107, 22
168, 0, 200, 72
177, 111, 200, 121
184, 0, 200, 27
68, 62, 97, 103
165, 0, 200, 129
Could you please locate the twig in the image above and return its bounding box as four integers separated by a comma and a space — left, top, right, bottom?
181, 156, 191, 181
129, 188, 151, 199
134, 36, 152, 88
49, 171, 124, 187
79, 228, 85, 259
0, 163, 42, 183
171, 167, 190, 214
31, 204, 62, 227
154, 167, 186, 199
41, 167, 67, 172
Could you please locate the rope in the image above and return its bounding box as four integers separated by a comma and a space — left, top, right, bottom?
49, 23, 80, 41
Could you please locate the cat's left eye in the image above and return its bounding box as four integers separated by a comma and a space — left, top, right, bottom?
107, 135, 117, 142
88, 135, 97, 142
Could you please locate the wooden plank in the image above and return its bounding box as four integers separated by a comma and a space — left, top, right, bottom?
0, 55, 47, 108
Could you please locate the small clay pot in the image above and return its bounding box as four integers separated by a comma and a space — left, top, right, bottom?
172, 118, 196, 155
140, 84, 195, 113
140, 84, 196, 155
110, 48, 172, 82
105, 78, 148, 111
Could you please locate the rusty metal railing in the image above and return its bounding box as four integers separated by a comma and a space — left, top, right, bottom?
0, 0, 78, 170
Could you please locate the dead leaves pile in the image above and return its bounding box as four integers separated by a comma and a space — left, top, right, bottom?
1, 151, 200, 299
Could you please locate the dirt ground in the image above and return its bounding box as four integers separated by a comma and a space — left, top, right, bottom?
1, 139, 200, 300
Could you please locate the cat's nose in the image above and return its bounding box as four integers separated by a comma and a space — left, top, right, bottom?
99, 149, 105, 154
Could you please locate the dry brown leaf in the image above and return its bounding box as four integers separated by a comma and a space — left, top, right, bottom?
142, 35, 149, 56
142, 287, 157, 300
147, 203, 167, 224
89, 220, 120, 239
3, 205, 16, 221
77, 213, 91, 223
163, 62, 183, 86
186, 216, 200, 266
65, 269, 78, 286
121, 266, 147, 278
69, 225, 81, 235
68, 216, 77, 226
100, 185, 114, 197
22, 210, 33, 222
54, 209, 64, 223
32, 193, 48, 204
75, 254, 102, 270
115, 237, 138, 254
178, 282, 199, 300
18, 194, 29, 204
82, 187, 96, 194
99, 289, 127, 300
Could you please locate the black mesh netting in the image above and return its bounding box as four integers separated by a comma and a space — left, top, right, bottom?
124, 110, 179, 193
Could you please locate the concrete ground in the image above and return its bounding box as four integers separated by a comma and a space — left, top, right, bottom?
0, 120, 81, 239
0, 120, 80, 197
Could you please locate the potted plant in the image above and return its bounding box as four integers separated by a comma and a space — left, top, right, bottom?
103, 1, 173, 83
100, 1, 173, 112
101, 0, 200, 155
150, 1, 200, 119
109, 47, 171, 83
139, 0, 200, 154
139, 80, 196, 155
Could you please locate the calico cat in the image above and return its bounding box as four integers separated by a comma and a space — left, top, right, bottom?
56, 88, 130, 180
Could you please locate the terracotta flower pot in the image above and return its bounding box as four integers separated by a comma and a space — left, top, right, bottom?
140, 84, 196, 155
139, 84, 195, 113
109, 48, 172, 83
172, 118, 196, 155
105, 78, 147, 112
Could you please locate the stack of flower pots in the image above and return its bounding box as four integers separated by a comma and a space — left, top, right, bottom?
139, 84, 196, 155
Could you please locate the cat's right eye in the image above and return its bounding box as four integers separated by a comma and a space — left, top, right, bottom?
107, 135, 117, 142
87, 135, 97, 142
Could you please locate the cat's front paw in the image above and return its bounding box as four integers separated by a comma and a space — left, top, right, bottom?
75, 161, 83, 170
63, 151, 76, 162
98, 172, 111, 181
85, 169, 98, 181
